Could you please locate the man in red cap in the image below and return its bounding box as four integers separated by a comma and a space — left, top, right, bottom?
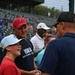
12, 17, 40, 75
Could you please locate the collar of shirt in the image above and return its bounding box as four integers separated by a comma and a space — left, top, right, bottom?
36, 33, 44, 40
63, 32, 75, 38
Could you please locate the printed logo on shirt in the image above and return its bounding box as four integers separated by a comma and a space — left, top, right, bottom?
22, 47, 33, 58
19, 18, 22, 22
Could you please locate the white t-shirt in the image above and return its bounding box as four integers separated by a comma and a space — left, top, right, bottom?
30, 33, 44, 53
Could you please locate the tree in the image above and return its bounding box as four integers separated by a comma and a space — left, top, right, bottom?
34, 5, 61, 18
15, 5, 61, 18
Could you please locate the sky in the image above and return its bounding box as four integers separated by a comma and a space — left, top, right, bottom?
41, 0, 69, 11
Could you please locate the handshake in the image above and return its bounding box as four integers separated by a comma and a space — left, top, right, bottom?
36, 71, 41, 75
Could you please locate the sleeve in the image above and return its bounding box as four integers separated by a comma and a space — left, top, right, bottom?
36, 50, 45, 67
36, 52, 41, 67
38, 41, 59, 75
3, 65, 19, 75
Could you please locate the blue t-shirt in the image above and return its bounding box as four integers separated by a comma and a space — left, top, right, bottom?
0, 35, 3, 42
39, 33, 75, 75
0, 19, 3, 26
36, 49, 45, 67
15, 39, 34, 71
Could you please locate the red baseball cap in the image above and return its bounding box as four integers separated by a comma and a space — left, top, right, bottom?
12, 18, 27, 28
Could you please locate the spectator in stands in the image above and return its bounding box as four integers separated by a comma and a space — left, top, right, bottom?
36, 33, 55, 67
0, 28, 3, 63
36, 17, 40, 23
51, 27, 57, 37
12, 17, 40, 75
19, 15, 23, 18
38, 12, 75, 75
0, 18, 3, 27
0, 32, 3, 42
2, 15, 9, 27
0, 19, 3, 40
27, 23, 34, 39
33, 26, 37, 36
0, 28, 3, 42
30, 22, 50, 57
0, 34, 22, 75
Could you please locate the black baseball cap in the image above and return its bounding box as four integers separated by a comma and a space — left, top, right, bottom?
54, 12, 75, 27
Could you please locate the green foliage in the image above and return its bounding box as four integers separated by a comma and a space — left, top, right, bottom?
34, 5, 49, 16
34, 5, 61, 18
50, 7, 61, 18
15, 5, 61, 18
15, 6, 29, 13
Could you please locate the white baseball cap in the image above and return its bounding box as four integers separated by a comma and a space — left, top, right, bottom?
1, 34, 22, 49
37, 22, 50, 30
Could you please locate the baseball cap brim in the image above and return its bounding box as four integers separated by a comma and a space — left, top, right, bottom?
53, 22, 59, 28
8, 39, 22, 46
42, 27, 50, 30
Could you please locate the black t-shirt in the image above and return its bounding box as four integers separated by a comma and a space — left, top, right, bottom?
15, 39, 34, 71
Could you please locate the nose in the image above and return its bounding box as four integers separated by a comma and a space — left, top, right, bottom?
18, 43, 21, 48
19, 44, 21, 48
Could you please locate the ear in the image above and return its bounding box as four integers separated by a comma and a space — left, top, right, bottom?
60, 22, 65, 30
6, 46, 11, 51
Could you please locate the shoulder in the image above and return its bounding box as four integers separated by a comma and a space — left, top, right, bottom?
46, 37, 69, 53
49, 37, 67, 45
1, 61, 16, 70
30, 35, 37, 41
36, 49, 45, 57
0, 64, 18, 75
26, 38, 33, 44
26, 39, 33, 49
